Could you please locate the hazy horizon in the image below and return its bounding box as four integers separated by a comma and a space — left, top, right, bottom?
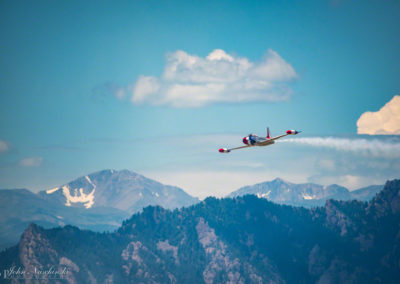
1, 0, 399, 199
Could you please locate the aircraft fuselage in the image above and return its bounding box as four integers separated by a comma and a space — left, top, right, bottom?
242, 134, 275, 146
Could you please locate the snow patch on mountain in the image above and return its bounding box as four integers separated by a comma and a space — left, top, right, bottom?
62, 184, 95, 209
46, 176, 96, 208
256, 191, 271, 199
46, 187, 59, 194
302, 194, 315, 200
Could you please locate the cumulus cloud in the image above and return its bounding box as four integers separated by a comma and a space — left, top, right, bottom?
131, 49, 297, 107
19, 157, 43, 167
357, 95, 400, 135
282, 137, 400, 158
0, 140, 9, 154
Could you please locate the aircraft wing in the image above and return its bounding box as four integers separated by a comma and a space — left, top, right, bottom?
269, 130, 301, 141
269, 133, 289, 141
229, 145, 251, 151
219, 145, 250, 153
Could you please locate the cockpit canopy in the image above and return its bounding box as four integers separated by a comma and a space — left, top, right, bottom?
243, 134, 260, 145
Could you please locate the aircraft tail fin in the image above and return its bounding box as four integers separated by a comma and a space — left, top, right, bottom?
267, 127, 271, 139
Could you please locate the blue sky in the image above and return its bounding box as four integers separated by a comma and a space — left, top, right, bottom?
1, 0, 399, 198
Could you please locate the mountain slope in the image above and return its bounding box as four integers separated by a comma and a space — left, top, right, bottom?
0, 170, 198, 251
1, 180, 399, 283
229, 178, 382, 207
0, 188, 129, 251
351, 185, 384, 201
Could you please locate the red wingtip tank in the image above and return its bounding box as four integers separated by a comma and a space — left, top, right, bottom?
286, 130, 300, 135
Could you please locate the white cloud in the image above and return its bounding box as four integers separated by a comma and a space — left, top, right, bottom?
19, 157, 43, 167
0, 140, 9, 154
131, 49, 297, 107
281, 137, 400, 158
132, 76, 161, 103
357, 95, 400, 135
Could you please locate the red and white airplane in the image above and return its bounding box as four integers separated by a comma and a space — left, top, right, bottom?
219, 127, 301, 153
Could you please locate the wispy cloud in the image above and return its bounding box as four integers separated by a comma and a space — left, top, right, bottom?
92, 82, 127, 102
357, 95, 400, 135
19, 157, 43, 167
282, 137, 400, 158
131, 49, 297, 107
0, 140, 9, 154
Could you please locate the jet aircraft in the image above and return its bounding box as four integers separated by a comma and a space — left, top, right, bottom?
219, 127, 301, 153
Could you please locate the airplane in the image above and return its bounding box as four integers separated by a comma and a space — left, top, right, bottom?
219, 127, 301, 153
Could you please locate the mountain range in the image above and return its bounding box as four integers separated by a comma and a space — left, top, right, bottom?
0, 170, 383, 252
0, 169, 198, 250
1, 179, 399, 283
229, 178, 382, 207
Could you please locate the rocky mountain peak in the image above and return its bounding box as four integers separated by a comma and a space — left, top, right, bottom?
369, 179, 400, 215
271, 177, 287, 184
324, 199, 353, 236
19, 224, 59, 270
41, 169, 198, 213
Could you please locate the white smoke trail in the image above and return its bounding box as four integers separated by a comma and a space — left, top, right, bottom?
281, 137, 400, 158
